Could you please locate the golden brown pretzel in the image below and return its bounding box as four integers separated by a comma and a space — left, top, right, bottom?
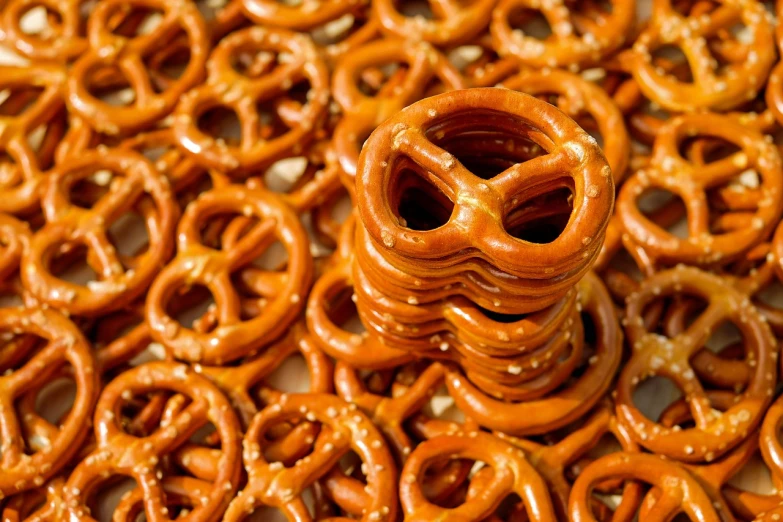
618, 113, 783, 266
173, 26, 329, 173
23, 147, 178, 316
400, 430, 557, 521
0, 63, 66, 216
624, 0, 776, 112
224, 393, 398, 521
65, 362, 242, 522
0, 307, 97, 497
569, 452, 722, 521
240, 0, 369, 31
66, 0, 209, 135
146, 184, 313, 364
617, 266, 777, 462
372, 0, 494, 46
356, 87, 614, 280
491, 0, 635, 70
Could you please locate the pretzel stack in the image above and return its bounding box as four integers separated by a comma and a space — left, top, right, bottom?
8, 0, 783, 520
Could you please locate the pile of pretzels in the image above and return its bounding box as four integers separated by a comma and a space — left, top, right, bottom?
4, 0, 783, 520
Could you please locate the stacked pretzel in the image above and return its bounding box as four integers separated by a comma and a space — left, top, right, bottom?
5, 0, 783, 520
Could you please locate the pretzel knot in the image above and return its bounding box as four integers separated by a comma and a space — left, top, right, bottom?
173, 26, 329, 173
618, 113, 783, 266
22, 147, 178, 316
356, 87, 614, 279
146, 184, 313, 364
0, 64, 66, 216
400, 431, 556, 520
65, 0, 208, 135
617, 266, 778, 462
224, 393, 398, 521
2, 0, 87, 60
0, 307, 97, 497
491, 0, 635, 70
625, 0, 776, 112
569, 452, 722, 521
65, 362, 242, 522
372, 0, 494, 46
502, 67, 631, 184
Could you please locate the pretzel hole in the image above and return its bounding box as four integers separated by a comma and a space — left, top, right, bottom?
265, 355, 311, 393
194, 0, 229, 21
635, 188, 689, 239
324, 285, 366, 334
18, 6, 56, 37
108, 7, 163, 39
357, 63, 407, 97
167, 284, 217, 331
756, 280, 783, 313
149, 44, 193, 85
631, 375, 683, 424
197, 106, 242, 146
108, 211, 150, 260
397, 0, 434, 19
49, 244, 99, 286
678, 136, 741, 166
85, 476, 139, 522
727, 448, 776, 496
392, 169, 455, 231
85, 70, 138, 107
311, 13, 358, 45
419, 384, 465, 424
507, 8, 553, 40
504, 186, 573, 244
264, 156, 309, 194
650, 46, 693, 83
0, 153, 24, 188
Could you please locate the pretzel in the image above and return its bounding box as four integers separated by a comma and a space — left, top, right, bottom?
502, 68, 630, 183
22, 147, 178, 316
442, 271, 621, 434
0, 307, 97, 496
356, 87, 613, 280
401, 430, 556, 520
569, 452, 722, 521
616, 265, 777, 462
0, 64, 66, 216
495, 402, 641, 519
240, 0, 368, 31
64, 0, 208, 135
224, 393, 398, 521
330, 38, 465, 194
0, 0, 88, 60
623, 0, 776, 112
64, 361, 242, 522
146, 184, 312, 364
198, 322, 333, 428
173, 26, 329, 173
491, 0, 635, 70
618, 113, 783, 266
372, 0, 494, 46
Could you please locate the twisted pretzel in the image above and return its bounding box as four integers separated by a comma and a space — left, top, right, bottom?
66, 0, 209, 135
146, 184, 312, 364
491, 0, 635, 70
618, 113, 783, 266
0, 307, 97, 497
0, 0, 88, 60
174, 26, 329, 173
617, 266, 777, 462
502, 67, 630, 183
569, 452, 722, 521
23, 147, 178, 316
400, 430, 556, 520
372, 0, 494, 46
356, 87, 614, 279
65, 361, 242, 522
624, 0, 776, 111
0, 63, 66, 216
224, 393, 398, 521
